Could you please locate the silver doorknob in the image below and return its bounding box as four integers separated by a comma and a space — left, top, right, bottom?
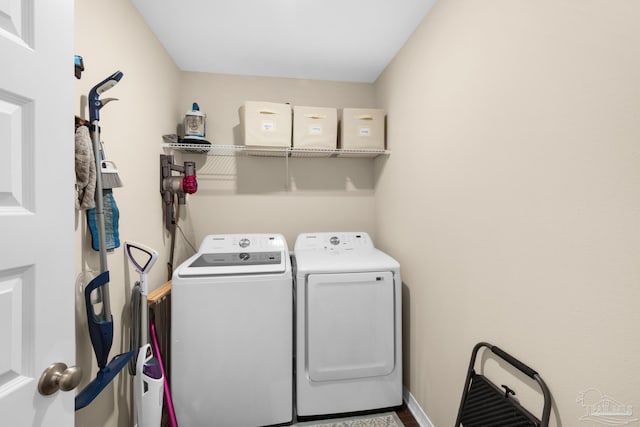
38, 362, 82, 396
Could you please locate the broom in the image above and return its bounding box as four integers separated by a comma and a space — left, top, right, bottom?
90, 122, 123, 190
101, 159, 123, 189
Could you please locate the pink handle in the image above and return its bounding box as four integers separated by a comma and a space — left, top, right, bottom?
150, 319, 179, 426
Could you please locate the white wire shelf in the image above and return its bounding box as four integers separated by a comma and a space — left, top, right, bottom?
162, 143, 390, 158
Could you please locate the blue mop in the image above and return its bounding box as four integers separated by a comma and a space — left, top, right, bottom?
76, 71, 135, 411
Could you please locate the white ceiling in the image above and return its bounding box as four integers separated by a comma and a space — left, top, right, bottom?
131, 0, 436, 83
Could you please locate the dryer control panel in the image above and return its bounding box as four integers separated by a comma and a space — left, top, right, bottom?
294, 232, 374, 251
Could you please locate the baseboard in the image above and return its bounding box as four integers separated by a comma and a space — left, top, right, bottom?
403, 387, 434, 427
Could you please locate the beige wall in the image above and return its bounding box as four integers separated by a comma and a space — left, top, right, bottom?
175, 72, 377, 251
74, 2, 378, 425
74, 0, 181, 425
375, 1, 640, 426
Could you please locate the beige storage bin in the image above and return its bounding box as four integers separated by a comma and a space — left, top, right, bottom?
240, 101, 292, 153
339, 108, 385, 151
292, 106, 337, 156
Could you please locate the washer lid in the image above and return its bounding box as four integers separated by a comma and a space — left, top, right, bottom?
177, 251, 288, 276
177, 233, 290, 276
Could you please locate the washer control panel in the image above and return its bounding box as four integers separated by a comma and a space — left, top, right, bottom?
199, 234, 286, 253
189, 251, 281, 267
178, 234, 289, 277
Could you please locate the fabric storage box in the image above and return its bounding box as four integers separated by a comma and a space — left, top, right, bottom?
292, 106, 337, 157
339, 108, 385, 151
240, 101, 292, 155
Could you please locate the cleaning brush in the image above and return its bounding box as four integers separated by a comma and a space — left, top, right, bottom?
101, 159, 123, 189
98, 140, 123, 189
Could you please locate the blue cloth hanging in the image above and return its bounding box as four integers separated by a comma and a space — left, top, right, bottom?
86, 190, 120, 251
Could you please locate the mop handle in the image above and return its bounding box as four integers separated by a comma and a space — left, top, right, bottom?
91, 119, 111, 319
89, 71, 123, 122
150, 318, 179, 426
87, 70, 122, 319
125, 241, 158, 345
125, 242, 158, 296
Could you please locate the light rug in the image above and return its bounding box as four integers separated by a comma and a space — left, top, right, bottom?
294, 412, 404, 427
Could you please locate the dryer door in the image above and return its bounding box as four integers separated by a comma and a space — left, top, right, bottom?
306, 271, 395, 382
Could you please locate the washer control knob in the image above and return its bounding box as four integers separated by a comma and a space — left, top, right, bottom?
329, 236, 340, 246
239, 238, 250, 248
239, 252, 250, 261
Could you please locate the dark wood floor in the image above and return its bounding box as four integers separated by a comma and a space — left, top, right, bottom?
394, 403, 420, 427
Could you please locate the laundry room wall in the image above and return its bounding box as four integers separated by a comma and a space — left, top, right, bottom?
374, 1, 640, 426
74, 0, 181, 425
74, 1, 379, 425
172, 72, 378, 256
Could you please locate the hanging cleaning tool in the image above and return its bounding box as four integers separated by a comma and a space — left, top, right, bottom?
87, 154, 122, 251
100, 159, 123, 189
125, 242, 163, 427
160, 154, 198, 216
160, 154, 198, 279
76, 71, 136, 411
86, 71, 124, 251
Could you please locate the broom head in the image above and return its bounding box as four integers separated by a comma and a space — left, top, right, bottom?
101, 160, 123, 189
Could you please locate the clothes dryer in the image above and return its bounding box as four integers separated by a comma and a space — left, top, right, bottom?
293, 232, 402, 416
172, 234, 292, 427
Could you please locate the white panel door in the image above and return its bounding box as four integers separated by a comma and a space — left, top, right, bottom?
307, 271, 395, 382
0, 0, 75, 425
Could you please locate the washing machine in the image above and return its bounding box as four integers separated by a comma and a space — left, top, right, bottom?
172, 234, 292, 427
293, 232, 402, 416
